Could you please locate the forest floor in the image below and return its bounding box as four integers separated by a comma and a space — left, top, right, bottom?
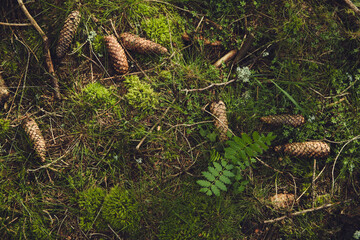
1, 0, 360, 239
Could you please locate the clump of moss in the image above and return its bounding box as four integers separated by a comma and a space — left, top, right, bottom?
127, 2, 185, 49
82, 82, 117, 108
78, 187, 106, 231
0, 119, 10, 137
102, 185, 140, 233
124, 75, 159, 111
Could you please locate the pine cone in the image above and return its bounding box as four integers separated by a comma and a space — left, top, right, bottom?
104, 35, 129, 74
270, 193, 295, 209
22, 116, 47, 162
274, 141, 330, 158
56, 10, 81, 59
210, 101, 229, 141
120, 32, 168, 55
260, 114, 305, 127
0, 73, 9, 102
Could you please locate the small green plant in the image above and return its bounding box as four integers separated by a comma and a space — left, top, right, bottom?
198, 131, 275, 196
124, 75, 159, 111
197, 154, 235, 196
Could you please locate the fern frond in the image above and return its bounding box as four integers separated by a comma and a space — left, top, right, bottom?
197, 158, 234, 197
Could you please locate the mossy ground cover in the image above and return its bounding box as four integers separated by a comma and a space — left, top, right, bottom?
1, 0, 360, 239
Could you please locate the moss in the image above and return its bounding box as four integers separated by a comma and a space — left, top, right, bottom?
78, 187, 106, 231
124, 75, 159, 111
0, 119, 10, 137
127, 2, 186, 49
102, 185, 140, 234
141, 14, 185, 49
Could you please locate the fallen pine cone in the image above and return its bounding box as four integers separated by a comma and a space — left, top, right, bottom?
22, 116, 47, 162
210, 101, 229, 141
260, 114, 305, 127
104, 35, 129, 74
120, 32, 168, 55
270, 193, 295, 209
274, 141, 330, 158
0, 73, 9, 102
56, 10, 81, 59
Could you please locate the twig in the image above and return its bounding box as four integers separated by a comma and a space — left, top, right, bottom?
264, 202, 340, 223
255, 156, 283, 174
312, 159, 316, 208
165, 120, 214, 133
213, 49, 238, 68
17, 0, 60, 99
181, 79, 236, 94
234, 33, 255, 64
136, 100, 175, 150
0, 22, 31, 26
331, 135, 360, 195
344, 0, 360, 16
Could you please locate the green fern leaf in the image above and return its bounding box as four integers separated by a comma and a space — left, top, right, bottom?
251, 143, 263, 153
239, 150, 247, 161
219, 175, 231, 184
202, 171, 215, 182
245, 147, 255, 157
241, 133, 252, 144
215, 180, 227, 191
221, 159, 228, 167
211, 185, 220, 196
197, 180, 211, 187
208, 167, 219, 177
252, 131, 260, 141
213, 162, 222, 172
225, 164, 234, 170
223, 170, 235, 177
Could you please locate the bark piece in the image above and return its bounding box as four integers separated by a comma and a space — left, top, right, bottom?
120, 32, 168, 55
104, 35, 129, 74
260, 114, 305, 127
275, 141, 330, 158
22, 116, 47, 162
56, 10, 81, 59
210, 101, 229, 141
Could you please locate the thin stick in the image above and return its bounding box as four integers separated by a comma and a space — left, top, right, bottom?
0, 22, 31, 26
312, 159, 316, 208
181, 79, 236, 94
331, 135, 360, 195
17, 0, 60, 99
264, 202, 339, 223
136, 100, 175, 150
255, 156, 283, 174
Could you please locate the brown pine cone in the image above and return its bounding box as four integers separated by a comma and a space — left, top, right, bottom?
56, 10, 81, 59
120, 32, 168, 55
210, 101, 229, 141
22, 116, 47, 162
260, 114, 305, 127
274, 141, 330, 158
0, 73, 9, 102
104, 35, 129, 74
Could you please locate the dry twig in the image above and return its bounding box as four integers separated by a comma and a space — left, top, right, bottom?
264, 202, 340, 223
181, 79, 236, 94
17, 0, 60, 99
